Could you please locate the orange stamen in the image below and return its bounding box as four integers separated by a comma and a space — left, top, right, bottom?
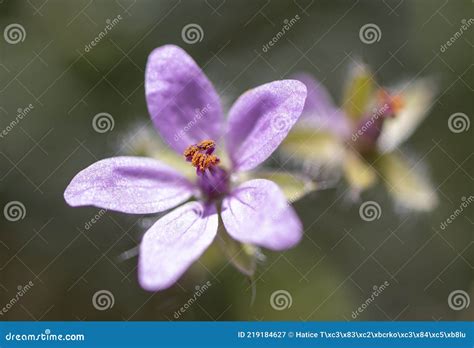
183, 145, 199, 160
197, 140, 215, 152
183, 140, 220, 173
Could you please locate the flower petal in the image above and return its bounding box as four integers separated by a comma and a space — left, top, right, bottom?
138, 201, 218, 291
292, 73, 350, 137
145, 45, 223, 153
375, 152, 438, 211
216, 228, 259, 277
377, 78, 437, 153
120, 123, 196, 180
238, 170, 316, 203
64, 156, 194, 214
342, 151, 377, 192
280, 128, 347, 171
221, 179, 302, 250
226, 80, 307, 172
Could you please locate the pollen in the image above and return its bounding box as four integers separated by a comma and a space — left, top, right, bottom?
191, 153, 220, 172
183, 145, 199, 160
184, 139, 220, 173
197, 140, 215, 153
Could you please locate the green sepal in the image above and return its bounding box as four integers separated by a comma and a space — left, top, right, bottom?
216, 225, 262, 277
342, 62, 375, 121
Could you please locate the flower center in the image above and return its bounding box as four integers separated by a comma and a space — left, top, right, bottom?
184, 140, 220, 173
350, 90, 405, 155
184, 140, 228, 200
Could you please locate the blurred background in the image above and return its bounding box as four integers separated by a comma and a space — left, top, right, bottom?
0, 0, 472, 321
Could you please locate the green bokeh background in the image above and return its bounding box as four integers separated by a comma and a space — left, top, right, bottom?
0, 0, 472, 321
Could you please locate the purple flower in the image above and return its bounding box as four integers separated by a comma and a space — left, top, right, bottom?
64, 45, 307, 291
281, 67, 438, 211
